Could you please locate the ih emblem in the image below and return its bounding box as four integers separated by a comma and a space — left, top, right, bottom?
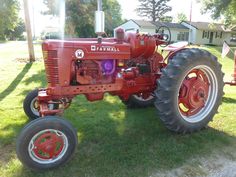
75, 49, 85, 59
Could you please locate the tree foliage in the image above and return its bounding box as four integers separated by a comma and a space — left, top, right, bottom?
6, 20, 25, 40
43, 0, 123, 37
176, 12, 187, 23
161, 16, 173, 22
199, 0, 236, 25
136, 0, 172, 22
0, 0, 22, 40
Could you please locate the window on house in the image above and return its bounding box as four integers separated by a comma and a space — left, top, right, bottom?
231, 34, 236, 42
177, 32, 189, 41
202, 31, 209, 38
215, 32, 223, 38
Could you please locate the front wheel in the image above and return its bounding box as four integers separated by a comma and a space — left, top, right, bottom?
16, 116, 78, 171
155, 48, 224, 133
23, 89, 59, 120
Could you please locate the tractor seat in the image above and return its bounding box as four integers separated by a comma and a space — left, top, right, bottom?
163, 41, 188, 52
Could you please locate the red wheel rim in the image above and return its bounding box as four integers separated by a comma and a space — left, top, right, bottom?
28, 129, 68, 164
178, 68, 210, 117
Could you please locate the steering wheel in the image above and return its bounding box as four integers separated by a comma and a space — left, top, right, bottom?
156, 26, 171, 47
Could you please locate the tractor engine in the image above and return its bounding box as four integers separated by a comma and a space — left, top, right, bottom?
75, 59, 115, 85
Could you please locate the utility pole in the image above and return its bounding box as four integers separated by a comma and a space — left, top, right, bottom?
23, 0, 35, 62
188, 0, 193, 45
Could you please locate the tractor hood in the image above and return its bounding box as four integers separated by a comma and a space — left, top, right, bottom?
42, 38, 131, 60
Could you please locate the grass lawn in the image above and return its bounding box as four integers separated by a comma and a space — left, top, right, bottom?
0, 42, 236, 177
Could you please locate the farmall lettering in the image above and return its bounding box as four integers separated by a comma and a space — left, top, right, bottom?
91, 45, 120, 52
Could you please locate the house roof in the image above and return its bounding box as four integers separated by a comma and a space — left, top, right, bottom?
131, 19, 188, 29
121, 19, 232, 32
153, 22, 189, 29
131, 20, 156, 28
182, 21, 231, 32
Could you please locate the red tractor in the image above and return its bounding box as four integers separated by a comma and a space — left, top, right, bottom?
16, 0, 225, 171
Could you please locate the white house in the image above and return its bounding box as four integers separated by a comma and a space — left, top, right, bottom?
114, 20, 189, 42
114, 19, 236, 46
114, 20, 156, 34
181, 21, 236, 45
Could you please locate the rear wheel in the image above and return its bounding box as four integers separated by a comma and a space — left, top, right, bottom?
155, 48, 224, 133
121, 93, 155, 108
16, 116, 78, 171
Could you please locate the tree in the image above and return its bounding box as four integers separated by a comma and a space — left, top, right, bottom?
136, 0, 172, 22
5, 20, 25, 40
161, 16, 173, 22
176, 12, 187, 23
103, 0, 123, 35
199, 0, 236, 25
43, 0, 123, 37
0, 0, 21, 40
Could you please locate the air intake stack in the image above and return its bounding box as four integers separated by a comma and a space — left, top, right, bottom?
95, 0, 105, 42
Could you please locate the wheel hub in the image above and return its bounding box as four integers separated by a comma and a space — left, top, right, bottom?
179, 69, 210, 116
32, 131, 64, 160
188, 79, 208, 108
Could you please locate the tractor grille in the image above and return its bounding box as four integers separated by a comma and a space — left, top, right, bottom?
43, 50, 59, 86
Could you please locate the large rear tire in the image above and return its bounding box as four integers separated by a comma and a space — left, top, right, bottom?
16, 116, 78, 171
155, 48, 224, 133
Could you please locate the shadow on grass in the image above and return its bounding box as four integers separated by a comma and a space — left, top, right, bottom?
223, 97, 236, 104
0, 63, 32, 102
22, 70, 46, 87
18, 70, 46, 101
12, 96, 236, 177
0, 121, 24, 145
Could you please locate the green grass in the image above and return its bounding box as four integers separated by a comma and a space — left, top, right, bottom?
0, 43, 236, 177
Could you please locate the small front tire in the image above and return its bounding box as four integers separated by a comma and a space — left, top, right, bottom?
23, 89, 58, 120
16, 116, 78, 171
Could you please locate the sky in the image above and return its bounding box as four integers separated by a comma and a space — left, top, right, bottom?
117, 0, 213, 22
20, 0, 214, 36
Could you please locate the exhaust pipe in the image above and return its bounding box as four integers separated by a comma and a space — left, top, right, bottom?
95, 0, 105, 41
